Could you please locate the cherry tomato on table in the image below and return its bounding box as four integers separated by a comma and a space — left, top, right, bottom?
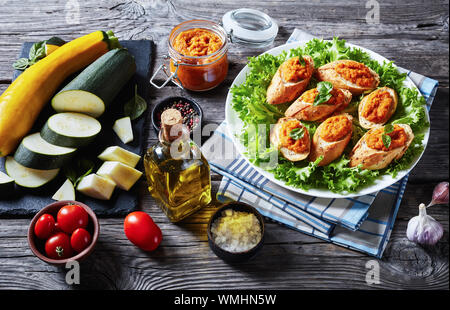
34, 214, 55, 240
124, 211, 162, 251
57, 204, 89, 234
45, 232, 73, 259
70, 228, 92, 253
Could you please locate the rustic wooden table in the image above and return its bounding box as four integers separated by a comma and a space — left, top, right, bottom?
0, 0, 448, 290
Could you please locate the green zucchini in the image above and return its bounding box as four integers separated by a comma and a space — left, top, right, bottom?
52, 178, 75, 201
0, 170, 15, 194
113, 117, 134, 144
5, 156, 59, 188
41, 112, 102, 148
14, 133, 76, 170
51, 48, 136, 118
98, 146, 141, 168
77, 173, 116, 200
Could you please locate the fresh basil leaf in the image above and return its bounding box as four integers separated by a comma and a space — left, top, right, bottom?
384, 123, 394, 134
382, 133, 391, 149
12, 58, 29, 70
317, 81, 333, 93
13, 40, 47, 71
63, 158, 95, 187
289, 127, 305, 140
29, 40, 47, 61
124, 85, 148, 120
313, 81, 334, 106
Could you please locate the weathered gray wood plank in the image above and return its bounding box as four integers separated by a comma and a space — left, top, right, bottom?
0, 0, 448, 290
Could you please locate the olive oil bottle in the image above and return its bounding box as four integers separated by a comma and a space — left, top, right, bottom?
144, 109, 211, 222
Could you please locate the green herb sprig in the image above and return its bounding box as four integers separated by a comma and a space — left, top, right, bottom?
63, 158, 95, 188
13, 40, 47, 70
313, 81, 333, 106
382, 124, 394, 149
124, 85, 148, 120
289, 127, 305, 140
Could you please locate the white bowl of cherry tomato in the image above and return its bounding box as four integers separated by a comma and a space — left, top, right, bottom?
27, 200, 99, 265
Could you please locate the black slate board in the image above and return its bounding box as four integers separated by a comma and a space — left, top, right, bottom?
0, 40, 153, 217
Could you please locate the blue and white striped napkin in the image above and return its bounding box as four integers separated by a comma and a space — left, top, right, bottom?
202, 29, 438, 258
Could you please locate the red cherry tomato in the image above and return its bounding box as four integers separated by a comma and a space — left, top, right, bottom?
124, 211, 162, 251
70, 228, 92, 253
57, 204, 89, 234
54, 222, 62, 233
34, 214, 56, 239
45, 232, 73, 259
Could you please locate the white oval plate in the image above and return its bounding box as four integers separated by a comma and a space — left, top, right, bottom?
225, 40, 430, 198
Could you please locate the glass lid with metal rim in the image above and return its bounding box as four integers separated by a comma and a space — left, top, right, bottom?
221, 8, 278, 48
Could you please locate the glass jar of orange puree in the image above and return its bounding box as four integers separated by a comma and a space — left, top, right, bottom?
150, 10, 278, 91
153, 20, 229, 91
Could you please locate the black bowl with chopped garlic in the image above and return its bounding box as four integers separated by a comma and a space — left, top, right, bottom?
152, 96, 202, 134
207, 202, 265, 263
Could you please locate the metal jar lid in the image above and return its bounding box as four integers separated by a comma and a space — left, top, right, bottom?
222, 8, 278, 48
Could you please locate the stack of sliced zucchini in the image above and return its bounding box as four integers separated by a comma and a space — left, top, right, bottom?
4, 48, 136, 193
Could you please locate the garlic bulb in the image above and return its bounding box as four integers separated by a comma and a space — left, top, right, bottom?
407, 203, 443, 245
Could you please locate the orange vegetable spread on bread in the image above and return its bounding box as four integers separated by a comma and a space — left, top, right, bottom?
281, 57, 311, 83
301, 88, 347, 106
280, 120, 309, 153
335, 60, 374, 87
366, 125, 407, 151
319, 115, 352, 142
361, 90, 393, 123
173, 28, 222, 57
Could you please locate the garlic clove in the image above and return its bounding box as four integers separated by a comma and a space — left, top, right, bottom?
430, 181, 449, 206
407, 203, 444, 246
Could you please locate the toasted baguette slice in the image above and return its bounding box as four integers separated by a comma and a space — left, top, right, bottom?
349, 124, 414, 170
358, 87, 398, 129
316, 60, 379, 95
309, 113, 353, 166
285, 88, 352, 122
266, 56, 314, 105
270, 117, 310, 162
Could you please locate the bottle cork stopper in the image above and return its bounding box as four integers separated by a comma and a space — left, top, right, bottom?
161, 109, 183, 142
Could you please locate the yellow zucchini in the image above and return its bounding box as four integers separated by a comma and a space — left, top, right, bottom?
0, 30, 120, 157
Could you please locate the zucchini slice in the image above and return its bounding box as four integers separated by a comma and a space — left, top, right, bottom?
40, 112, 102, 148
14, 133, 76, 170
98, 146, 141, 168
5, 156, 59, 188
52, 179, 76, 201
113, 117, 134, 144
97, 161, 142, 191
0, 170, 15, 193
77, 174, 116, 200
51, 48, 136, 118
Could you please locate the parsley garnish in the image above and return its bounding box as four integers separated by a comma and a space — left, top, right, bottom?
289, 127, 305, 140
382, 124, 394, 149
313, 81, 333, 106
